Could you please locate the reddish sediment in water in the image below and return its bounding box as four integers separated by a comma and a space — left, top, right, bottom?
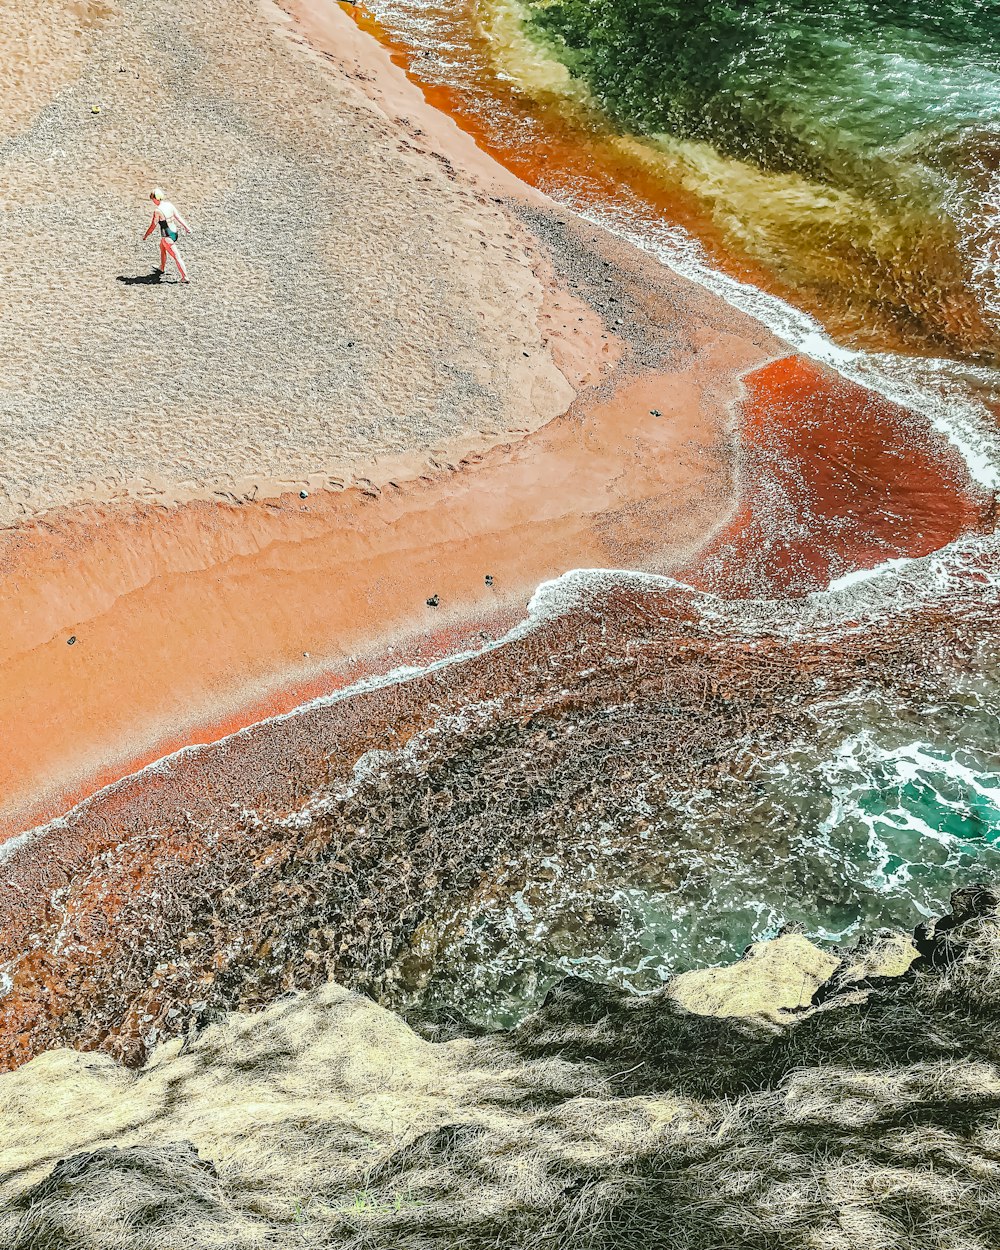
324, 0, 797, 308
682, 356, 991, 598
325, 0, 994, 357
2, 561, 997, 1072
0, 342, 985, 843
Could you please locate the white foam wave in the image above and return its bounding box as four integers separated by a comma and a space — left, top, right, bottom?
576, 199, 1000, 491
824, 557, 916, 595
6, 542, 998, 860
0, 584, 594, 863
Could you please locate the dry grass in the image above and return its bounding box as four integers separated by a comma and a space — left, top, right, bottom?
2, 887, 999, 1249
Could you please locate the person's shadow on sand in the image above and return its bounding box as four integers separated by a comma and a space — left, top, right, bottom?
116, 269, 163, 286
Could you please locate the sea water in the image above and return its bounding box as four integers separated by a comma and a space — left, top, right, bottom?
345, 0, 1000, 1022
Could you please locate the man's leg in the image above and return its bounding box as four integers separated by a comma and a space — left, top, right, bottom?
157, 237, 168, 274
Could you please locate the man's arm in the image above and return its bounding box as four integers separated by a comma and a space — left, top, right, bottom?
173, 210, 193, 235
142, 212, 158, 241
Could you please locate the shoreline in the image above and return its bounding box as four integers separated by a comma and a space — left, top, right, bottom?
0, 0, 988, 842
2, 544, 995, 1069
336, 0, 1000, 361
0, 282, 753, 837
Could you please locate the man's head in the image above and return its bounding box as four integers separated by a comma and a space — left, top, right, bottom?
149, 187, 164, 204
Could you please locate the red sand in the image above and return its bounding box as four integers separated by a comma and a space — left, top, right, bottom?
682, 356, 990, 598
0, 347, 985, 841
0, 0, 988, 847
0, 344, 746, 839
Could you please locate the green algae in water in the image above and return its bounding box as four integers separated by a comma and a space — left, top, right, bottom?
523, 0, 1000, 188
515, 0, 1000, 348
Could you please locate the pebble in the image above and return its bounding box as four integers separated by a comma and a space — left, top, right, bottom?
67, 635, 77, 645
426, 594, 439, 607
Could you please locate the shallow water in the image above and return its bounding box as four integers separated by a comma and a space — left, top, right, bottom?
357, 0, 1000, 357
327, 0, 1000, 1025
389, 675, 1000, 1026
2, 548, 998, 1061
526, 0, 1000, 344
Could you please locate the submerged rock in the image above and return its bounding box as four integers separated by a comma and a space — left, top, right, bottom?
666, 932, 840, 1020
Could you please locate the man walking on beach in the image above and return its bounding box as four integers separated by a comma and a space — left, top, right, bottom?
143, 188, 192, 283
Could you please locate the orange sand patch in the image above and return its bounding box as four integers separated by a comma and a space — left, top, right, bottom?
0, 334, 751, 839
2, 343, 987, 840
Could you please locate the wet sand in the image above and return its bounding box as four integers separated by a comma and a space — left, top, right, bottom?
0, 316, 750, 838
1, 339, 984, 839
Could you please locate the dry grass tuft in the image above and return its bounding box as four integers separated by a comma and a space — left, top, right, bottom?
2, 887, 1000, 1249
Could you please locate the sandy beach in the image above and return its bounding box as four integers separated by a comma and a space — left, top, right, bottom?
2, 6, 1000, 1249
0, 0, 596, 523
2, 5, 1000, 1245
0, 0, 759, 834
0, 0, 986, 843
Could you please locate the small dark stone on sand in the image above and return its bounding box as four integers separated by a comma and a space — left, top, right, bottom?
299, 490, 309, 499
650, 409, 662, 417
485, 574, 494, 586
426, 594, 440, 607
67, 636, 77, 646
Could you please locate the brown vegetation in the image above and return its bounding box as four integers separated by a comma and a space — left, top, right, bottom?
2, 887, 998, 1249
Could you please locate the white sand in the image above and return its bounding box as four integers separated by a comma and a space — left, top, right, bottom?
0, 0, 595, 524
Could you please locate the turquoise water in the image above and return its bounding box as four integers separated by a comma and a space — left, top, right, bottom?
391, 683, 1000, 1025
